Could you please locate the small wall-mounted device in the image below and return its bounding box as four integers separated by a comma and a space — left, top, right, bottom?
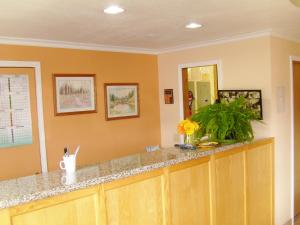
164, 89, 174, 104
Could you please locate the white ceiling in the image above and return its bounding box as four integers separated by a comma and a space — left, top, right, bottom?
0, 0, 299, 52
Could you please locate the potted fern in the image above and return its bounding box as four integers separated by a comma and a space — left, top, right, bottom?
191, 97, 260, 144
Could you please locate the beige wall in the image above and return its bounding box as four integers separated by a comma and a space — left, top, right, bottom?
270, 37, 300, 224
0, 44, 161, 179
158, 36, 272, 147
157, 36, 300, 225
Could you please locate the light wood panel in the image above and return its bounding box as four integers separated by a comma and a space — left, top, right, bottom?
104, 174, 164, 225
9, 186, 99, 216
214, 149, 246, 225
246, 141, 273, 225
162, 168, 171, 225
0, 209, 11, 225
169, 158, 211, 225
12, 194, 98, 225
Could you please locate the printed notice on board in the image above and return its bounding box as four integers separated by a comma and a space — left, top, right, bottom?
0, 75, 33, 148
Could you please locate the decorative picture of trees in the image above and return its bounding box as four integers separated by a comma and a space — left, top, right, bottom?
53, 74, 97, 115
104, 83, 139, 120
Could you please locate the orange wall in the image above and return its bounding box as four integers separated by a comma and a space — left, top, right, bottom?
0, 44, 161, 179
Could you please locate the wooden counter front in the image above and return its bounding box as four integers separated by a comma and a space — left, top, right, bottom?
0, 138, 274, 225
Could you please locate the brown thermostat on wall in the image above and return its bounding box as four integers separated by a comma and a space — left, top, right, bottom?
164, 89, 174, 104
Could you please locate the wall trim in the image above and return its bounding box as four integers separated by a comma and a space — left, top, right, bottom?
289, 56, 300, 225
158, 30, 272, 54
0, 36, 157, 55
272, 33, 300, 45
0, 31, 299, 56
0, 60, 48, 173
177, 60, 223, 143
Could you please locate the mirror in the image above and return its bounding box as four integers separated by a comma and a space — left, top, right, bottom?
182, 65, 218, 118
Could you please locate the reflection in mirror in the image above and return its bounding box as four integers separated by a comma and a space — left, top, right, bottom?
182, 65, 218, 118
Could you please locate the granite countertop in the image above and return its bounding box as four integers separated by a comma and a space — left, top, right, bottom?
0, 141, 249, 209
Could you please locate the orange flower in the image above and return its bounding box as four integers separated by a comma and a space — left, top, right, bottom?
177, 124, 185, 134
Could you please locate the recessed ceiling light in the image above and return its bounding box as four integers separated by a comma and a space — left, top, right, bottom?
104, 5, 124, 14
185, 22, 202, 29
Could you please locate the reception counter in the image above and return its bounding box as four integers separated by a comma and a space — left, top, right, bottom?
0, 138, 274, 225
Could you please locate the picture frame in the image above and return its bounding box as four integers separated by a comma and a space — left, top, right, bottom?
53, 74, 97, 116
104, 83, 140, 120
218, 89, 263, 120
164, 89, 174, 104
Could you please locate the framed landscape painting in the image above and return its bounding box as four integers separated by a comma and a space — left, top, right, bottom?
104, 83, 139, 120
218, 89, 263, 120
53, 74, 97, 116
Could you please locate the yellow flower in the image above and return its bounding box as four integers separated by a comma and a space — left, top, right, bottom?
177, 119, 200, 135
183, 121, 195, 135
179, 119, 189, 126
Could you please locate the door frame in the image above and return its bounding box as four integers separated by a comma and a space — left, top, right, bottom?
289, 55, 300, 223
0, 60, 48, 173
177, 60, 223, 143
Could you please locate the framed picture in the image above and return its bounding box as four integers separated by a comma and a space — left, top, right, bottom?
218, 90, 263, 120
53, 74, 97, 116
164, 89, 174, 104
104, 83, 139, 120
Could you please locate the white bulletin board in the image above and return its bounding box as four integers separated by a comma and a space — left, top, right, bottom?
0, 75, 33, 147
0, 60, 47, 173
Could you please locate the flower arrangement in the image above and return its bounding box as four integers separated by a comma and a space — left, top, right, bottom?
177, 97, 259, 148
177, 119, 200, 145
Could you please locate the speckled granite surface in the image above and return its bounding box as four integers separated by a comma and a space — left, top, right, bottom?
0, 141, 248, 209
